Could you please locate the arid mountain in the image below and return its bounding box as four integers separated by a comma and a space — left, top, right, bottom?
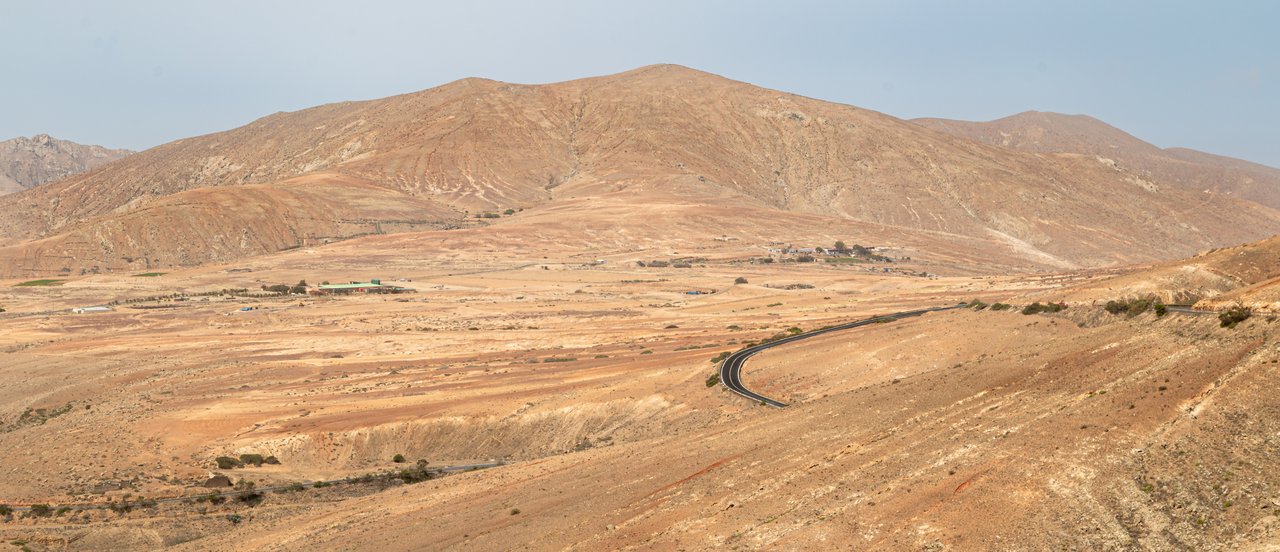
0, 134, 131, 195
914, 111, 1280, 208
3, 65, 1280, 276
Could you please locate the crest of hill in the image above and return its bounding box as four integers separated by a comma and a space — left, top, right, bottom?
2, 65, 1280, 275
913, 111, 1280, 208
0, 134, 132, 195
1054, 234, 1280, 306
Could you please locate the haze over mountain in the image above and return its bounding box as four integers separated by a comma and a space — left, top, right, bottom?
914, 111, 1280, 209
2, 65, 1279, 277
0, 134, 131, 195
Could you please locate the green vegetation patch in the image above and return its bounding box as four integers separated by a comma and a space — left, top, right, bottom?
1021, 302, 1068, 315
131, 272, 167, 277
14, 279, 65, 287
1219, 306, 1252, 328
1104, 297, 1165, 317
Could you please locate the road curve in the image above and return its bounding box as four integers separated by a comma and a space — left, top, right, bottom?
719, 305, 964, 407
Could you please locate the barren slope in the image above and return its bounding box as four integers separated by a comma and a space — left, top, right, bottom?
915, 111, 1280, 208
0, 173, 461, 277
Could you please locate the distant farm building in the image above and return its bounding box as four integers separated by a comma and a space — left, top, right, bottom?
71, 305, 113, 314
311, 279, 415, 295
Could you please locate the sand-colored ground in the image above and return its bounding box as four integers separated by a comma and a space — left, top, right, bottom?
1, 230, 1278, 550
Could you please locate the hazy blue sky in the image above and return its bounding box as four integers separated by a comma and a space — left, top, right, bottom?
2, 1, 1276, 166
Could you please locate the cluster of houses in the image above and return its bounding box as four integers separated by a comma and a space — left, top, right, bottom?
766, 245, 885, 256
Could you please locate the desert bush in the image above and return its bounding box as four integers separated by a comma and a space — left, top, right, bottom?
393, 454, 406, 463
239, 453, 265, 467
264, 456, 280, 465
967, 300, 988, 310
705, 373, 721, 387
710, 351, 732, 364
796, 255, 815, 263
1021, 302, 1067, 315
734, 277, 748, 284
503, 209, 515, 215
29, 504, 52, 517
1220, 306, 1252, 328
215, 456, 243, 470
989, 303, 1012, 311
1104, 297, 1162, 317
0, 504, 11, 516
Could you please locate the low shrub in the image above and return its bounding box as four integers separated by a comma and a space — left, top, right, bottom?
705, 373, 721, 387
734, 277, 748, 284
1022, 302, 1067, 315
393, 454, 406, 463
1220, 306, 1251, 328
215, 456, 243, 470
1104, 297, 1163, 317
967, 300, 989, 310
239, 453, 265, 467
989, 303, 1012, 311
29, 504, 52, 517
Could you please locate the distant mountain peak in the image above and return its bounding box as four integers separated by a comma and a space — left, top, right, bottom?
0, 134, 132, 195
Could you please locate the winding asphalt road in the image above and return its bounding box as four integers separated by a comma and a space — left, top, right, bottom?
718, 305, 964, 407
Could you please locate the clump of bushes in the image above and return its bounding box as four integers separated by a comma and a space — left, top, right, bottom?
29, 504, 52, 517
1021, 302, 1068, 315
216, 454, 278, 469
710, 351, 732, 364
989, 303, 1013, 311
1104, 297, 1165, 317
705, 373, 721, 387
967, 300, 988, 310
1219, 306, 1252, 328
